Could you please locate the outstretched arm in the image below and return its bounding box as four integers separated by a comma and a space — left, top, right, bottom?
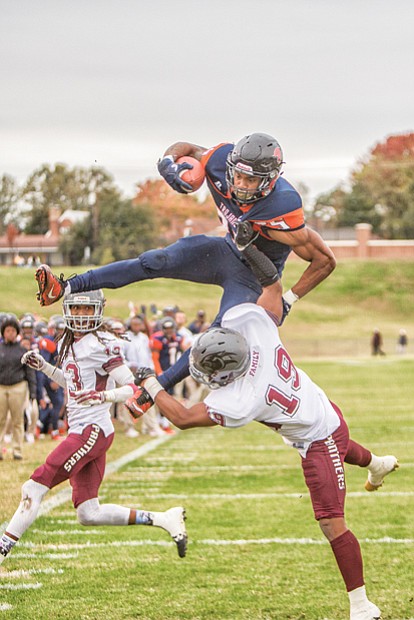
132, 374, 216, 429
267, 226, 336, 299
154, 391, 216, 429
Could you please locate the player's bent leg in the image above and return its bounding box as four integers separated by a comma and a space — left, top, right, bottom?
77, 498, 130, 526
77, 500, 187, 558
62, 236, 229, 295
0, 479, 49, 564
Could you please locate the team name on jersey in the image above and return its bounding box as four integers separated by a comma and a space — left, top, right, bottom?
217, 202, 239, 226
63, 424, 100, 472
324, 435, 345, 490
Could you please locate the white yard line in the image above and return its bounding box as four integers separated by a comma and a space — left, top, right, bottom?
14, 537, 414, 551
116, 491, 414, 500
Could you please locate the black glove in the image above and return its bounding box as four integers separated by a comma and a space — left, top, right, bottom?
279, 298, 292, 326
157, 156, 193, 194
134, 367, 156, 386
234, 220, 259, 251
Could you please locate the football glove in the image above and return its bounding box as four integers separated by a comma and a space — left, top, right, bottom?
125, 387, 154, 420
21, 350, 46, 371
73, 390, 106, 406
279, 290, 299, 326
157, 156, 193, 194
134, 367, 156, 386
234, 220, 259, 251
279, 298, 292, 326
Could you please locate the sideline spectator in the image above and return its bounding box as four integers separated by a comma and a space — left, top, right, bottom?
396, 329, 408, 354
188, 310, 210, 335
371, 328, 385, 356
150, 317, 186, 434
0, 317, 37, 460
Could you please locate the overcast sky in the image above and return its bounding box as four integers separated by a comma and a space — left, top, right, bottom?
1, 0, 413, 204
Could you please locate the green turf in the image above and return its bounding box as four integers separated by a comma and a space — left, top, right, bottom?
0, 359, 413, 619
1, 259, 413, 358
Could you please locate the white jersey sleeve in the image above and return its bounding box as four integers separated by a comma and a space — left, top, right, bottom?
204, 304, 340, 456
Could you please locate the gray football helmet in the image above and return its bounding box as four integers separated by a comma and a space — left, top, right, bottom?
63, 290, 105, 333
189, 327, 251, 389
226, 133, 284, 204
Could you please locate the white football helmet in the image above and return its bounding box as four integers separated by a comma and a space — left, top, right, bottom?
63, 290, 105, 333
189, 327, 250, 389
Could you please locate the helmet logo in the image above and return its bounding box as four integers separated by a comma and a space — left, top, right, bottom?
202, 351, 239, 372
273, 147, 283, 161
235, 162, 254, 174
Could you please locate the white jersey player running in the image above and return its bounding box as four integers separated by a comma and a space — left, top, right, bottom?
0, 290, 187, 566
126, 303, 398, 620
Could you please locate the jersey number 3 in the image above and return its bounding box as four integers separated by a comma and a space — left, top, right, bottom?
265, 346, 301, 417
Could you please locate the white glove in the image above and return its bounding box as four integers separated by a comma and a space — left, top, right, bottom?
73, 390, 106, 406
21, 350, 46, 371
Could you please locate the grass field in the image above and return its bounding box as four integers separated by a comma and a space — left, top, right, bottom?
0, 260, 413, 618
1, 259, 414, 358
0, 358, 413, 619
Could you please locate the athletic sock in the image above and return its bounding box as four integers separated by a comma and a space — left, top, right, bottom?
0, 533, 18, 564
135, 510, 154, 526
367, 453, 382, 472
330, 529, 364, 592
348, 585, 369, 607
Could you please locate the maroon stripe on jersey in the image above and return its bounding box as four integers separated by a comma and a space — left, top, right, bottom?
102, 355, 123, 373
95, 372, 109, 391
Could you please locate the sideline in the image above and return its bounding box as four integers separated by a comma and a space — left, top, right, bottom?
37, 434, 173, 517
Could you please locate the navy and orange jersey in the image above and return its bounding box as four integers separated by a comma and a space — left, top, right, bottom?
201, 143, 305, 270
149, 331, 186, 375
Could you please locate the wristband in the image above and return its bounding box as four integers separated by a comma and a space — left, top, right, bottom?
142, 376, 164, 400
283, 289, 299, 305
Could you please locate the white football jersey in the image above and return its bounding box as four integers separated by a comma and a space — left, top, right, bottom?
204, 304, 340, 456
62, 331, 127, 436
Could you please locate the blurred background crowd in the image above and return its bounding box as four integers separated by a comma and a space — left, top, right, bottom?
0, 302, 211, 461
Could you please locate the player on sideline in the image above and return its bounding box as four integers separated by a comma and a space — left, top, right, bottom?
0, 290, 187, 566
34, 132, 336, 395
126, 303, 398, 620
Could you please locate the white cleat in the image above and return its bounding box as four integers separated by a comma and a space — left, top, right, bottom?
160, 507, 187, 558
365, 455, 399, 492
350, 601, 381, 619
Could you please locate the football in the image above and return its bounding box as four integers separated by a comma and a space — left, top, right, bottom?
176, 156, 205, 192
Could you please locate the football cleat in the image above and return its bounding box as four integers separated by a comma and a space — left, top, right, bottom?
125, 388, 154, 420
365, 455, 399, 492
35, 265, 66, 307
160, 507, 188, 558
350, 601, 381, 619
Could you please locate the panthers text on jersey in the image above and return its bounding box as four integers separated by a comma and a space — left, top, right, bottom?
204, 303, 340, 456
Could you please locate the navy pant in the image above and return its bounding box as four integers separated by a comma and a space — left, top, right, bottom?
69, 236, 270, 389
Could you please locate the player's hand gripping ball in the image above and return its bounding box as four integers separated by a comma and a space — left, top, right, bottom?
176, 156, 205, 192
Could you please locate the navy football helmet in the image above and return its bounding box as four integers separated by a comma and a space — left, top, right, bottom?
226, 133, 284, 204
